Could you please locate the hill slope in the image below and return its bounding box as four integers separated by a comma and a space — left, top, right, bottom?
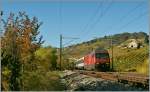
63, 32, 149, 74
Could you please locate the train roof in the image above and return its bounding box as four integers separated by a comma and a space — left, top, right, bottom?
84, 48, 108, 57
75, 57, 84, 63
95, 48, 108, 52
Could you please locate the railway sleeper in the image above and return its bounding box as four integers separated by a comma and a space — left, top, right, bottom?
91, 72, 96, 74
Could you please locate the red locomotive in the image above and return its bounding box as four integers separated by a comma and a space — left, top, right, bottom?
83, 49, 110, 71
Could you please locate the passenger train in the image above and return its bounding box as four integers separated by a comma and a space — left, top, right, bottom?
75, 48, 110, 71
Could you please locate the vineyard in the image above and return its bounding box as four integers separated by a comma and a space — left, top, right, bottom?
109, 45, 149, 74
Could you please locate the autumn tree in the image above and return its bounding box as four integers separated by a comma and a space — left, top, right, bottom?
1, 12, 44, 91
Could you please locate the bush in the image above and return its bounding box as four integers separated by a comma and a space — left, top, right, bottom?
22, 71, 65, 91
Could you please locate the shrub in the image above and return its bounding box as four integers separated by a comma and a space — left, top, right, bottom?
22, 71, 65, 91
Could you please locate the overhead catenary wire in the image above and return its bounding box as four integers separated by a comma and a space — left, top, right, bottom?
82, 1, 146, 42
62, 39, 75, 47
60, 35, 79, 55
63, 2, 103, 47
63, 0, 113, 48
82, 0, 113, 38
62, 1, 147, 52
116, 11, 148, 33
79, 2, 103, 35
99, 2, 145, 34
71, 0, 113, 46
71, 2, 146, 56
62, 37, 79, 47
119, 2, 144, 22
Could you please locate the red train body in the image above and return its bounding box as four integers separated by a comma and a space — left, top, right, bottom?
84, 49, 110, 71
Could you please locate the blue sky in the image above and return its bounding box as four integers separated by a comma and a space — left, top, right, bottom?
1, 0, 149, 47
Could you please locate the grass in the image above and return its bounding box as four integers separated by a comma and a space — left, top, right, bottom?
136, 59, 149, 75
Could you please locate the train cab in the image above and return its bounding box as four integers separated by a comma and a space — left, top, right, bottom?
84, 48, 110, 71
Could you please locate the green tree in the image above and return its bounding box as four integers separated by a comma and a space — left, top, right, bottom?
35, 47, 52, 71
50, 49, 58, 70
144, 35, 149, 44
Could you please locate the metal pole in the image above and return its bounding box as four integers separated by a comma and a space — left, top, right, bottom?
60, 34, 62, 70
111, 36, 113, 71
59, 35, 79, 71
0, 11, 2, 91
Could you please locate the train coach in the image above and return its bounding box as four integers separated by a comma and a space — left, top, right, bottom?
75, 57, 84, 70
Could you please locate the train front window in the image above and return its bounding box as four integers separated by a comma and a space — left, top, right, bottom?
96, 53, 109, 58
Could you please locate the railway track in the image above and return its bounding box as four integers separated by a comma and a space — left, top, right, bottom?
75, 70, 149, 89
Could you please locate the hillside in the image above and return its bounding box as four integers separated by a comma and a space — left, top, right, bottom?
108, 45, 148, 73
63, 32, 149, 74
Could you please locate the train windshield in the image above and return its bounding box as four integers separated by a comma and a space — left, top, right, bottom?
96, 53, 109, 58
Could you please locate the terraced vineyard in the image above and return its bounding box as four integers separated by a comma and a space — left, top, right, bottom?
109, 45, 149, 74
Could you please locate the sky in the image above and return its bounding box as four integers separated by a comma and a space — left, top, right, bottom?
1, 0, 149, 48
